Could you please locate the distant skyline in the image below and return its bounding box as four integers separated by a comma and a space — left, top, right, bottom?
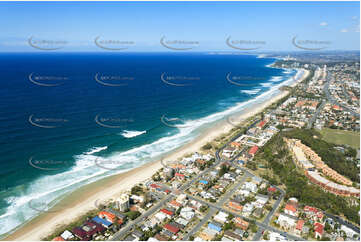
0, 1, 359, 52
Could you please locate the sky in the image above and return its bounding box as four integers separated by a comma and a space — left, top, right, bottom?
0, 1, 359, 52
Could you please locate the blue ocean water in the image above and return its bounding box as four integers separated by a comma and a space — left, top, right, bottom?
0, 52, 298, 236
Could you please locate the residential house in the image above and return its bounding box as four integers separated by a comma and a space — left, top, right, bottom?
199, 228, 217, 241
233, 217, 249, 231
214, 211, 229, 224
223, 231, 242, 241
252, 207, 263, 218
340, 225, 359, 239
242, 182, 258, 193
160, 208, 174, 219
248, 145, 259, 157
295, 220, 304, 235
208, 221, 222, 233
277, 213, 298, 230
254, 194, 268, 208
60, 230, 74, 240
314, 222, 324, 239
227, 200, 243, 212
180, 207, 195, 221
284, 203, 298, 217
132, 230, 144, 240
92, 216, 112, 228
242, 203, 254, 216
154, 212, 167, 223
72, 221, 105, 241
163, 223, 180, 235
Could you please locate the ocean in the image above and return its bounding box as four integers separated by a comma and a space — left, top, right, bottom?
0, 52, 300, 236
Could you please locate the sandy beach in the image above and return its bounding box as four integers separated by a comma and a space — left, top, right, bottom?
5, 69, 309, 241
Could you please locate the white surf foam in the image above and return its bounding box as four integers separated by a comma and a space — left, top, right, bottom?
84, 146, 108, 155
241, 88, 261, 95
120, 130, 147, 138
269, 76, 283, 82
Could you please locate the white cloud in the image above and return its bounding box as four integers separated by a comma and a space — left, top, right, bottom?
320, 22, 328, 26
340, 29, 349, 33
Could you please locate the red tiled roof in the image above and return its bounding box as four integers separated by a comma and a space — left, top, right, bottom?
164, 223, 180, 234
304, 206, 318, 213
317, 211, 324, 219
332, 105, 342, 110
285, 204, 297, 213
296, 220, 304, 230
314, 222, 324, 234
248, 146, 259, 155
160, 209, 173, 216
99, 211, 116, 222
155, 234, 168, 241
268, 187, 276, 192
175, 173, 185, 177
231, 142, 241, 147
196, 159, 206, 164
258, 120, 266, 128
150, 184, 161, 189
170, 200, 182, 207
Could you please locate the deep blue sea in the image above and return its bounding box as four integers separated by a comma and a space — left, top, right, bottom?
0, 52, 300, 236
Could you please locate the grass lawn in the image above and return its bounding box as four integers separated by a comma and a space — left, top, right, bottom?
320, 128, 360, 149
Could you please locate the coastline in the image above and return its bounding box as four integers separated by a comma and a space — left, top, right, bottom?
4, 69, 310, 241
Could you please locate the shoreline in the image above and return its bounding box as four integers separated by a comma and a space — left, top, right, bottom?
4, 69, 310, 241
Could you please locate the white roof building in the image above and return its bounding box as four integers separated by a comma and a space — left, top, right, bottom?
60, 230, 74, 240
243, 203, 254, 214
340, 225, 359, 239
214, 211, 229, 224
238, 189, 251, 197
176, 194, 187, 205
255, 194, 269, 206
269, 232, 287, 241
154, 212, 166, 223
180, 207, 195, 221
242, 182, 258, 193
277, 213, 297, 228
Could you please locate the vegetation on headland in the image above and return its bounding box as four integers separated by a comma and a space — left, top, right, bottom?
254, 130, 360, 225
